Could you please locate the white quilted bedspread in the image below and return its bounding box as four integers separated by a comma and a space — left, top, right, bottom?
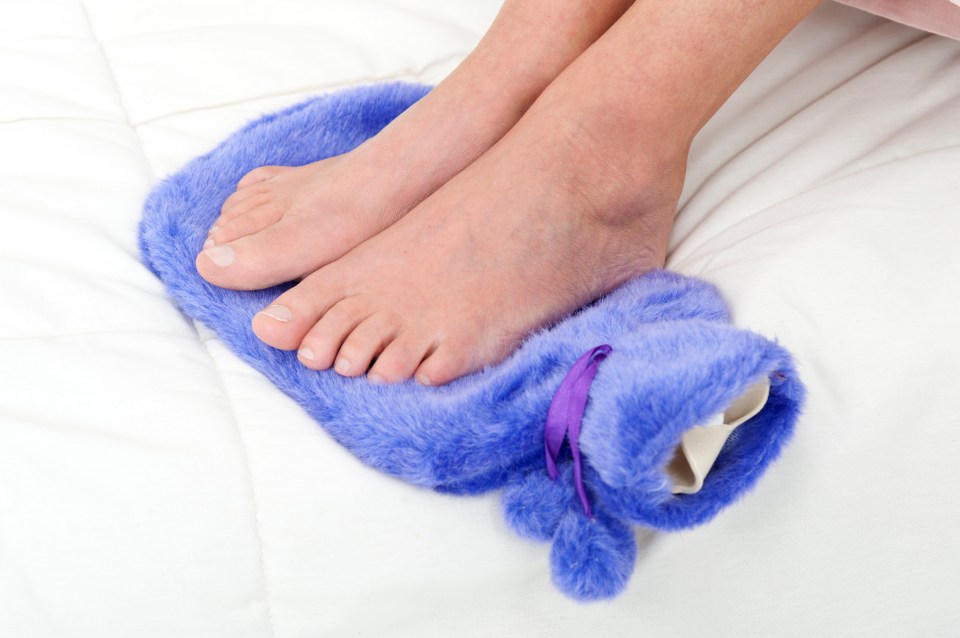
2, 2, 959, 636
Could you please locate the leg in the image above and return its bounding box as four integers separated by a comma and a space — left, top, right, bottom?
255, 0, 822, 385
196, 0, 635, 290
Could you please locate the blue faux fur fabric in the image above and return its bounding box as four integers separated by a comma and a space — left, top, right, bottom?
139, 83, 804, 601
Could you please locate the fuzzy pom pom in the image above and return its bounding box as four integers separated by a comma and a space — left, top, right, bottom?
140, 82, 804, 601
550, 509, 637, 601
502, 468, 574, 541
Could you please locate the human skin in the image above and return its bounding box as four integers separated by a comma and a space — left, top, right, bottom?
197, 0, 635, 290
199, 0, 822, 385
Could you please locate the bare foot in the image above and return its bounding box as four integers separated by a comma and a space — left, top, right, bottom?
195, 0, 636, 291
248, 80, 686, 385
242, 0, 821, 385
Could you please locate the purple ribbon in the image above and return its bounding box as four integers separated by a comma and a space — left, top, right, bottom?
544, 344, 612, 518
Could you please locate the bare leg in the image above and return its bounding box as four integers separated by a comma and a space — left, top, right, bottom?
196, 0, 635, 290
251, 0, 822, 385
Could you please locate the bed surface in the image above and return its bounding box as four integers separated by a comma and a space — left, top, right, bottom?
2, 1, 959, 636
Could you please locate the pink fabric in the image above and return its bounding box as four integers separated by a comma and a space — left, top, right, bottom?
835, 0, 960, 39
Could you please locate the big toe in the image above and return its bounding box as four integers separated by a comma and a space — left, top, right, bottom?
251, 266, 349, 351
196, 216, 342, 290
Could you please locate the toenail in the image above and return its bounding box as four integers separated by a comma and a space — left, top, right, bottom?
259, 304, 292, 322
367, 373, 385, 385
204, 245, 235, 267
298, 346, 315, 361
203, 237, 215, 249
209, 224, 220, 234
334, 357, 351, 375
416, 373, 432, 386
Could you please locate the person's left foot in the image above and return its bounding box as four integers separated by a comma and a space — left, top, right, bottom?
244, 76, 688, 385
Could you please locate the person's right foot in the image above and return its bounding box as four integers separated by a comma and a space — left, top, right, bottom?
196, 84, 512, 291
195, 0, 637, 291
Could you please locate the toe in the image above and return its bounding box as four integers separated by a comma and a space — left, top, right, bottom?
207, 199, 284, 247
196, 216, 337, 290
367, 333, 434, 384
292, 296, 372, 370
250, 266, 349, 350
220, 188, 274, 221
326, 312, 399, 378
237, 165, 285, 189
414, 343, 478, 387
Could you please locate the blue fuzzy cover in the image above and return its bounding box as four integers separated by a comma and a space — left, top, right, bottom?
139, 83, 804, 601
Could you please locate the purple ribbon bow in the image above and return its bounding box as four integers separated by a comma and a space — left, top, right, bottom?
544, 344, 612, 518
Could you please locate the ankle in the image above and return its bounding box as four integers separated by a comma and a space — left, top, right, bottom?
534, 87, 688, 227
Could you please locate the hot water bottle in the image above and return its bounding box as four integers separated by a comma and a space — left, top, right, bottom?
139, 83, 804, 601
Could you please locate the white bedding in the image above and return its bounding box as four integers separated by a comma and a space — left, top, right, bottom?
1, 2, 958, 636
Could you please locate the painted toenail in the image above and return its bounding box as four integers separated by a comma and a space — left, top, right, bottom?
334, 357, 351, 375
259, 305, 292, 322
367, 373, 385, 385
203, 237, 215, 249
416, 373, 432, 386
205, 245, 234, 267
298, 346, 315, 361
